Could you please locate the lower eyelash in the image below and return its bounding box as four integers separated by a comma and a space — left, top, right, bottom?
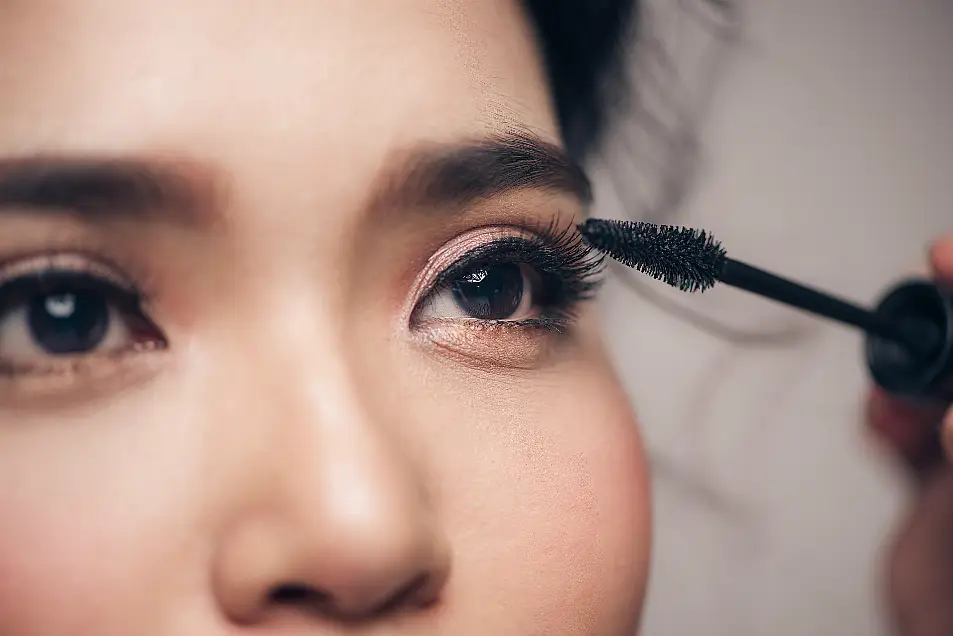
0, 339, 165, 378
460, 317, 570, 333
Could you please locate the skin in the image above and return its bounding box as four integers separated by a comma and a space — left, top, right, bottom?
868, 234, 953, 636
0, 1, 650, 635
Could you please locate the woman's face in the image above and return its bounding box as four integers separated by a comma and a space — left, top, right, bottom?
0, 1, 650, 634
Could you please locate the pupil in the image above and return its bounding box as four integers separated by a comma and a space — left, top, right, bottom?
451, 263, 524, 319
27, 290, 110, 355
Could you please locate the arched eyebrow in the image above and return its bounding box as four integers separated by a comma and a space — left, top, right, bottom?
0, 155, 222, 226
0, 131, 591, 226
368, 130, 592, 210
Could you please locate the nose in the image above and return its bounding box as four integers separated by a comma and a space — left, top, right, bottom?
210, 370, 451, 626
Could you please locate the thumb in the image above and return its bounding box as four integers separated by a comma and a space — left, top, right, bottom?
887, 464, 953, 636
928, 236, 953, 280
867, 387, 946, 479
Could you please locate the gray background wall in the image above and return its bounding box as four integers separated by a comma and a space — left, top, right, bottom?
592, 1, 953, 634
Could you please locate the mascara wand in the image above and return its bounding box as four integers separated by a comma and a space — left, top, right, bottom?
578, 218, 953, 405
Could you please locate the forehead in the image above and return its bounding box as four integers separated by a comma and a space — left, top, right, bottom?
0, 0, 559, 160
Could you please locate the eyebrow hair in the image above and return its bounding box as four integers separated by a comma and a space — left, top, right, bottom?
0, 155, 220, 225
374, 130, 592, 209
0, 131, 591, 225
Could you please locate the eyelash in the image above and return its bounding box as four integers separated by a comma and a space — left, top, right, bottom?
0, 270, 139, 314
417, 219, 606, 330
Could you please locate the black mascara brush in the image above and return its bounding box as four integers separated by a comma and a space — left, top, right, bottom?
578, 218, 953, 405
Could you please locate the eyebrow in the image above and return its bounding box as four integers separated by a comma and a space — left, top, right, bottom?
0, 132, 591, 225
373, 130, 592, 209
0, 155, 219, 225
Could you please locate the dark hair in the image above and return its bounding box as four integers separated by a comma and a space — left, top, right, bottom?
523, 0, 640, 160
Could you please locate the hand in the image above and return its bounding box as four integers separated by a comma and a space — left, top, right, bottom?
867, 234, 953, 636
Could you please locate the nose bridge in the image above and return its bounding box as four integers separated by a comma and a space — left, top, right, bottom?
270, 310, 422, 514
281, 359, 430, 552
211, 317, 449, 624
218, 256, 421, 511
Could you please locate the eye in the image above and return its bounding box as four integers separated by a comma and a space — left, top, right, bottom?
0, 269, 164, 373
418, 262, 541, 321
412, 224, 606, 332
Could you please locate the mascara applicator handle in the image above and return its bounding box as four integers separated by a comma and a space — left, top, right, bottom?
866, 279, 953, 407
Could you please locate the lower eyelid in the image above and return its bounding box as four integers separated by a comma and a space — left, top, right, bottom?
0, 339, 164, 378
0, 345, 168, 410
412, 318, 568, 370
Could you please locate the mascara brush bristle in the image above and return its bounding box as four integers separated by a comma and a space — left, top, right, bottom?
577, 218, 727, 292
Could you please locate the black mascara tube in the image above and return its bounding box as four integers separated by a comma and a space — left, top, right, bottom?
866, 279, 953, 405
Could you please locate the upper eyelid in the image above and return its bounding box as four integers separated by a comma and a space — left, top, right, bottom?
0, 253, 140, 295
430, 236, 545, 286
417, 223, 604, 305
0, 271, 147, 323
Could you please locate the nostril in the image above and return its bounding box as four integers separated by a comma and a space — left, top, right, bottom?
269, 583, 328, 606
266, 574, 436, 621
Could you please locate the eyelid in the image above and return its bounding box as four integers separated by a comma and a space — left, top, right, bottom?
414, 318, 564, 370
0, 252, 142, 297
429, 236, 541, 292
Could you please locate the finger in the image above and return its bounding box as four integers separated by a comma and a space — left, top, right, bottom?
942, 409, 953, 465
928, 235, 953, 279
867, 387, 947, 481
887, 468, 953, 636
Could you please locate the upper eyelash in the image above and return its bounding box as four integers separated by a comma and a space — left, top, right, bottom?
427, 218, 606, 318
0, 270, 145, 317
0, 251, 153, 307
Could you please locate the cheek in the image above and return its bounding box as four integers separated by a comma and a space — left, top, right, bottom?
0, 506, 131, 635
430, 367, 651, 634
0, 389, 204, 635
